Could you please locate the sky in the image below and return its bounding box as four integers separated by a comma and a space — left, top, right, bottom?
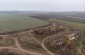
0, 0, 84, 11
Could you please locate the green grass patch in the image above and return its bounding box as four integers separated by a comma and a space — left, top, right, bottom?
0, 13, 49, 33
49, 18, 85, 30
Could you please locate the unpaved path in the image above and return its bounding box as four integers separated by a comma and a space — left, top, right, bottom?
41, 26, 70, 55
78, 43, 84, 55
0, 25, 52, 55
29, 30, 55, 55
0, 22, 71, 55
0, 35, 48, 55
29, 25, 70, 55
42, 32, 66, 55
11, 36, 47, 55
0, 46, 44, 55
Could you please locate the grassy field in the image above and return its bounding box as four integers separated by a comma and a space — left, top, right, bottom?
49, 18, 85, 30
0, 13, 49, 33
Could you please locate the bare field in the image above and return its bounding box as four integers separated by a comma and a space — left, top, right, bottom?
0, 49, 28, 55
18, 32, 46, 53
0, 35, 15, 46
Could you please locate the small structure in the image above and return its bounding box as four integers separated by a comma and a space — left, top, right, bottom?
67, 33, 78, 40
49, 38, 66, 48
65, 32, 78, 45
51, 23, 57, 29
50, 32, 79, 47
52, 23, 56, 27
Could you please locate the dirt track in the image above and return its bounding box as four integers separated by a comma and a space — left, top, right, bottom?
0, 35, 48, 55
0, 23, 61, 55
29, 30, 55, 55
0, 22, 83, 55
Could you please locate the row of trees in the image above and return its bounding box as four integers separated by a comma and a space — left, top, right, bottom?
33, 26, 64, 37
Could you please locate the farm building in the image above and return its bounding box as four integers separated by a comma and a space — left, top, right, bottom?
49, 32, 78, 47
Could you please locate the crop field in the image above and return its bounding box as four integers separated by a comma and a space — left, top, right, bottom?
49, 18, 85, 30
0, 13, 49, 33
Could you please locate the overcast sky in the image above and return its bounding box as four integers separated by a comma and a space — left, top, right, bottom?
0, 0, 84, 11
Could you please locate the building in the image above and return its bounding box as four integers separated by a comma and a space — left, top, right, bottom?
49, 32, 78, 47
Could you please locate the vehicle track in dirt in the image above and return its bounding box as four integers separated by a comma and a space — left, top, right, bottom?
41, 26, 70, 55
29, 30, 55, 55
28, 23, 70, 55
0, 20, 80, 55
0, 35, 48, 55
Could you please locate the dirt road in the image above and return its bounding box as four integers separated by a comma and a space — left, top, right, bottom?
29, 30, 54, 55
0, 35, 48, 55
0, 22, 81, 55
28, 24, 70, 55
